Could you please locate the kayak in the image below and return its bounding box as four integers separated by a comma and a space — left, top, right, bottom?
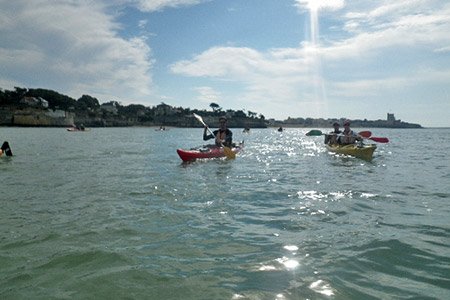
325, 144, 376, 160
67, 128, 90, 132
177, 143, 244, 162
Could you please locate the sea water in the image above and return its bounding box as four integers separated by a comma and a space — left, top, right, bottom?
1, 127, 449, 299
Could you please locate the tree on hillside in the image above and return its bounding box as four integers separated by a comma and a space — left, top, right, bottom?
0, 87, 27, 105
234, 110, 246, 118
27, 88, 76, 110
209, 102, 221, 113
77, 95, 100, 110
247, 111, 257, 118
120, 104, 147, 115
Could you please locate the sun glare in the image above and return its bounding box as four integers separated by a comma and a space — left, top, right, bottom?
297, 0, 345, 12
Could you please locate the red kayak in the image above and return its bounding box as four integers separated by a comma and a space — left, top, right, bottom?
177, 143, 244, 162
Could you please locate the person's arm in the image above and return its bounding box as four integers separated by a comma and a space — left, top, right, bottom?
203, 127, 215, 141
353, 131, 363, 142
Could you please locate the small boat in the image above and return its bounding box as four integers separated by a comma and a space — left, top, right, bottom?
67, 128, 91, 132
177, 143, 244, 162
325, 144, 376, 160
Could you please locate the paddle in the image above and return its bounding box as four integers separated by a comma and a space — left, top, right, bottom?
193, 113, 236, 159
358, 131, 371, 138
305, 130, 389, 143
306, 130, 371, 137
367, 137, 389, 143
306, 129, 323, 136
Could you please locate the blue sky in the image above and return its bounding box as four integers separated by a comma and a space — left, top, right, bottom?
1, 0, 449, 127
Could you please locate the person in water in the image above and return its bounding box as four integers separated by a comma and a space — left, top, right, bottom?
203, 116, 233, 148
325, 122, 342, 145
1, 141, 13, 156
340, 120, 362, 145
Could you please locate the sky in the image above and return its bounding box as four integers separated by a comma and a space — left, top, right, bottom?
1, 0, 449, 127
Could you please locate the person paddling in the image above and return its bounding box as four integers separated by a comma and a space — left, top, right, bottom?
325, 122, 342, 145
203, 116, 233, 148
340, 120, 362, 145
1, 141, 13, 156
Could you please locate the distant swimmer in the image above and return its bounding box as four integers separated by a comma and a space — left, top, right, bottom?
1, 141, 13, 156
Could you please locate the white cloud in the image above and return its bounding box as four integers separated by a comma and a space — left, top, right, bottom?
133, 0, 210, 12
434, 46, 450, 53
0, 0, 154, 102
193, 86, 222, 104
169, 0, 450, 121
294, 0, 345, 12
138, 19, 148, 28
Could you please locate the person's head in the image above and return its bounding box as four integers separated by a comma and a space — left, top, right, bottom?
333, 122, 340, 129
343, 120, 350, 129
219, 116, 227, 129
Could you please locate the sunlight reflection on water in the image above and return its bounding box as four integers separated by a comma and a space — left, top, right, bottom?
1, 127, 449, 299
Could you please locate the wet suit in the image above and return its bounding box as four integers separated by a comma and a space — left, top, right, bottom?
1, 141, 13, 156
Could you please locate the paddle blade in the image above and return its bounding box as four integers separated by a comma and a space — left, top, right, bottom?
358, 131, 372, 138
223, 146, 236, 159
306, 130, 323, 136
193, 113, 205, 125
370, 137, 389, 143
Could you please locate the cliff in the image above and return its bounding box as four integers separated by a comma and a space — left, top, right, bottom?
0, 107, 74, 127
0, 106, 267, 128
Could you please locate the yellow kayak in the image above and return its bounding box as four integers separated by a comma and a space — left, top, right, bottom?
325, 144, 376, 160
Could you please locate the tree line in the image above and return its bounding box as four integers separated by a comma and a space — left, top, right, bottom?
0, 87, 265, 122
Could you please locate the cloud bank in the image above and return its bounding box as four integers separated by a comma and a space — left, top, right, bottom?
0, 0, 154, 101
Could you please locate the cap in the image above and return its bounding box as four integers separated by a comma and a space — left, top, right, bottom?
333, 122, 340, 126
344, 120, 350, 125
219, 116, 227, 122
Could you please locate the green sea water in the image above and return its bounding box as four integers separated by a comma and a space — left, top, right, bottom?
1, 127, 449, 299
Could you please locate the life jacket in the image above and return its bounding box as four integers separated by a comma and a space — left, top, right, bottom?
342, 129, 356, 144
217, 130, 227, 140
216, 129, 232, 147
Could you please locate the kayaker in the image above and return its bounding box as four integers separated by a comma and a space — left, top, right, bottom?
325, 122, 342, 145
340, 120, 362, 145
203, 116, 233, 147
